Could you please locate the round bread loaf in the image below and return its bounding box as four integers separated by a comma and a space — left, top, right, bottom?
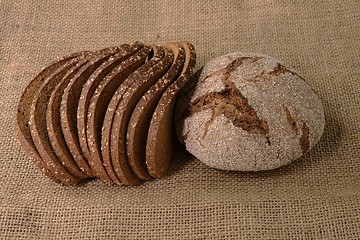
175, 52, 325, 171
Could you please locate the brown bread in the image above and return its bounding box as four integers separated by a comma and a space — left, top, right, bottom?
107, 46, 173, 185
15, 51, 89, 183
29, 55, 91, 185
146, 42, 196, 178
48, 47, 119, 179
86, 45, 151, 183
175, 52, 325, 171
126, 43, 185, 180
77, 43, 142, 166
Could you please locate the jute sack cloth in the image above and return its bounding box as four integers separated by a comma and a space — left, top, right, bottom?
1, 1, 359, 239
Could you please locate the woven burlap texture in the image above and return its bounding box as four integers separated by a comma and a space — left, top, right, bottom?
1, 1, 359, 239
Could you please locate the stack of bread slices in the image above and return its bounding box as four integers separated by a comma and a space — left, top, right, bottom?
15, 41, 196, 186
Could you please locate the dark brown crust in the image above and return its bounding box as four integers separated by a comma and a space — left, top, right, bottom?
300, 121, 310, 154
77, 43, 142, 166
283, 105, 310, 153
183, 57, 271, 144
86, 45, 150, 183
108, 46, 173, 185
283, 105, 299, 134
146, 41, 196, 179
126, 43, 185, 180
15, 51, 89, 184
29, 56, 91, 185
58, 47, 120, 178
270, 62, 307, 81
200, 57, 262, 84
269, 63, 289, 76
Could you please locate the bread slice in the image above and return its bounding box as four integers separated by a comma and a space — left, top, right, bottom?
105, 46, 173, 185
77, 43, 142, 166
86, 45, 151, 183
146, 41, 196, 178
15, 51, 89, 183
47, 47, 119, 179
126, 43, 185, 180
29, 55, 92, 185
101, 46, 165, 185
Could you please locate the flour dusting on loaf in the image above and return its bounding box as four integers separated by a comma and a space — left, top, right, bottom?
176, 52, 325, 171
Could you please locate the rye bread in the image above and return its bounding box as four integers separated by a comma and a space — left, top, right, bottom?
126, 43, 185, 180
29, 55, 92, 185
15, 51, 89, 183
47, 47, 119, 179
146, 41, 196, 178
101, 46, 165, 185
175, 52, 325, 172
58, 47, 120, 178
45, 60, 92, 180
86, 45, 151, 183
77, 43, 142, 165
105, 46, 173, 185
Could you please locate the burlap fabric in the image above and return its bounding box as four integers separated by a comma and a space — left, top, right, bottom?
1, 1, 359, 239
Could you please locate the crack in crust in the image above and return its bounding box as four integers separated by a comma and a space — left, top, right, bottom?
270, 63, 307, 82
300, 121, 310, 154
184, 58, 271, 144
269, 63, 290, 76
200, 57, 262, 84
283, 105, 299, 134
282, 105, 310, 154
243, 62, 296, 83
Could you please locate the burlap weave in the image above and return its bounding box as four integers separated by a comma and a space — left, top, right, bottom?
1, 1, 359, 239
